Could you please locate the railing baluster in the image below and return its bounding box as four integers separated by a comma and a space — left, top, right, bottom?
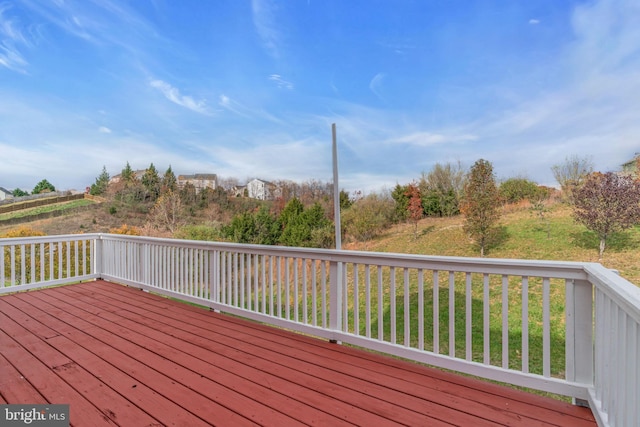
483, 273, 490, 365
311, 260, 317, 326
0, 245, 4, 287
10, 246, 16, 286
378, 266, 383, 341
302, 259, 307, 323
74, 241, 79, 279
276, 256, 282, 317
240, 252, 245, 308
418, 269, 424, 351
543, 277, 551, 377
433, 270, 439, 354
321, 261, 327, 328
39, 242, 45, 282
293, 258, 299, 322
30, 244, 36, 284
20, 244, 26, 285
354, 264, 359, 335
365, 265, 371, 338
522, 276, 529, 373
285, 257, 290, 319
502, 275, 509, 369
449, 271, 455, 358
404, 268, 410, 347
465, 272, 472, 361
390, 266, 396, 345
269, 256, 274, 316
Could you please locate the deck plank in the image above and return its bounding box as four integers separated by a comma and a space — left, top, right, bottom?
44, 284, 430, 426
85, 281, 595, 427
0, 280, 597, 427
73, 287, 528, 426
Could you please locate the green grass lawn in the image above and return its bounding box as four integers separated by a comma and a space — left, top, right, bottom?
355, 203, 640, 284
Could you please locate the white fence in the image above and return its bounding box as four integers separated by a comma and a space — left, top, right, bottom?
2, 233, 639, 427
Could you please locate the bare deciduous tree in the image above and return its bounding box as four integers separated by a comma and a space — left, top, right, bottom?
419, 160, 466, 217
551, 155, 594, 203
148, 190, 185, 235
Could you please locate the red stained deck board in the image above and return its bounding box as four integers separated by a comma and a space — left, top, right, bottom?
0, 329, 118, 426
84, 281, 594, 427
7, 291, 293, 426
62, 285, 492, 426
0, 308, 161, 426
124, 284, 594, 423
0, 280, 598, 427
73, 288, 519, 426
0, 353, 47, 404
37, 284, 440, 427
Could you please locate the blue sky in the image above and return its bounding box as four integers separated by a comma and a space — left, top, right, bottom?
1, 0, 639, 194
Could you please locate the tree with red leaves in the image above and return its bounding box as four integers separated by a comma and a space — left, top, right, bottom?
572, 172, 640, 260
405, 183, 423, 239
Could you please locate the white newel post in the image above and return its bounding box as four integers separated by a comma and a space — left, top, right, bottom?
329, 260, 343, 336
566, 278, 594, 407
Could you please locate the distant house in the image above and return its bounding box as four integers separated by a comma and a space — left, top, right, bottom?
621, 154, 640, 177
177, 174, 217, 194
246, 178, 279, 201
109, 170, 146, 184
0, 187, 13, 201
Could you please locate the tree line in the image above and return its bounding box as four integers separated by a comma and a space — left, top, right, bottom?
80, 154, 640, 260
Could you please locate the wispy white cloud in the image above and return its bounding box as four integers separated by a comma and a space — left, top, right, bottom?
150, 79, 211, 115
252, 0, 282, 59
98, 126, 111, 133
0, 4, 30, 72
369, 72, 386, 100
391, 132, 477, 147
268, 74, 293, 89
529, 19, 540, 25
219, 94, 251, 118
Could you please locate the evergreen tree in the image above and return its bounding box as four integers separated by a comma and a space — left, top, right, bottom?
141, 163, 161, 201
162, 165, 178, 194
90, 166, 110, 196
391, 184, 410, 222
32, 179, 55, 194
121, 162, 134, 183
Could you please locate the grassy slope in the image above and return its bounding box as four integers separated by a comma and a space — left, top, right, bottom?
346, 203, 640, 286
0, 199, 96, 220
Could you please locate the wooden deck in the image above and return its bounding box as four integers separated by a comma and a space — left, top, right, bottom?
0, 280, 596, 426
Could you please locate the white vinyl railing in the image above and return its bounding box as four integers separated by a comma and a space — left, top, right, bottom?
0, 234, 97, 292
2, 233, 639, 427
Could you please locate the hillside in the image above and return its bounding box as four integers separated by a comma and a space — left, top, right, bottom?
344, 205, 640, 285
2, 201, 639, 285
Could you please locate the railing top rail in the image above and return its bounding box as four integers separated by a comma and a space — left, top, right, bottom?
0, 233, 101, 245
98, 233, 592, 280
585, 263, 640, 323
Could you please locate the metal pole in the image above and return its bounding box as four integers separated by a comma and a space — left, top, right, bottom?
332, 123, 342, 250
330, 123, 343, 337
